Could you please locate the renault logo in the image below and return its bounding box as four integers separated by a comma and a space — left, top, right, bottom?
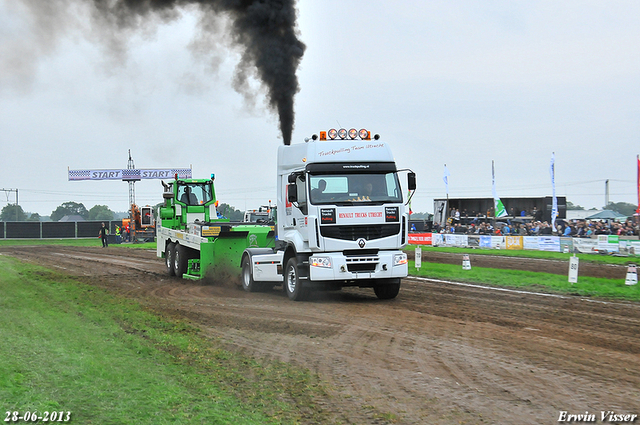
357, 238, 366, 248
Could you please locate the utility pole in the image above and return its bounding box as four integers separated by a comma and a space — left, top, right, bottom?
605, 179, 610, 208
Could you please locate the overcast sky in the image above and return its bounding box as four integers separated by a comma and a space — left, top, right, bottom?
1, 0, 639, 217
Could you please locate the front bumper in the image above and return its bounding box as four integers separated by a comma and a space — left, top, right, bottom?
308, 250, 407, 281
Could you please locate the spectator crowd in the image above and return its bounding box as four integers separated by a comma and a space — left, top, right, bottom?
431, 208, 639, 237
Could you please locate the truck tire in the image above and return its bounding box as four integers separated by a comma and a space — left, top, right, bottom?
165, 242, 175, 276
242, 256, 261, 292
173, 243, 189, 278
284, 257, 309, 301
374, 279, 401, 300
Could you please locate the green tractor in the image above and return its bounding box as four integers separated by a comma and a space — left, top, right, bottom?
156, 175, 275, 280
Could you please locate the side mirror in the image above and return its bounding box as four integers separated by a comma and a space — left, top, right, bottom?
408, 172, 416, 191
287, 183, 298, 203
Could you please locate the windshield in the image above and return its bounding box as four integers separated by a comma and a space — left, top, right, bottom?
309, 173, 402, 205
177, 183, 213, 206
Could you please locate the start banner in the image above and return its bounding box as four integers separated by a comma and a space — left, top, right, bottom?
69, 168, 192, 181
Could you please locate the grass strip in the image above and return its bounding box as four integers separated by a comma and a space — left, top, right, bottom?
407, 245, 640, 266
0, 255, 329, 424
409, 260, 640, 301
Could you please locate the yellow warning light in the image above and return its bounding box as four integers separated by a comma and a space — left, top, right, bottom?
319, 131, 327, 140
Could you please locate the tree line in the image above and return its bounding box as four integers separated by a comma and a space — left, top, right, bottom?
0, 202, 245, 222
0, 202, 115, 222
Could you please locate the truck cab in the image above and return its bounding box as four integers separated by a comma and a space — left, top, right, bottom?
243, 205, 273, 224
159, 178, 218, 229
242, 128, 416, 301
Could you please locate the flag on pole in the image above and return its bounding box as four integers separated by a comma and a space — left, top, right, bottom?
550, 153, 558, 231
443, 164, 450, 196
492, 161, 508, 218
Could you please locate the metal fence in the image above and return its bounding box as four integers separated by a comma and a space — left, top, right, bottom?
0, 221, 122, 239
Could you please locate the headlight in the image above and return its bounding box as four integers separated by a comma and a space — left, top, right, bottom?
310, 256, 332, 268
394, 253, 408, 266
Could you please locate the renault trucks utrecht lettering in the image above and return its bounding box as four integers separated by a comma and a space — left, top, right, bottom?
242, 128, 416, 301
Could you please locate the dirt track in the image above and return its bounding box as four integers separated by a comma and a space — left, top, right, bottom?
2, 245, 639, 424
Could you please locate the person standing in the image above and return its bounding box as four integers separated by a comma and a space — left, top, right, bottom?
99, 222, 109, 248
115, 225, 121, 244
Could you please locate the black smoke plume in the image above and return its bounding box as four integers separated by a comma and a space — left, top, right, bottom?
21, 0, 306, 145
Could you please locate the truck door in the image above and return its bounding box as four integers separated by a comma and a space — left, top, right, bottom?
283, 174, 310, 241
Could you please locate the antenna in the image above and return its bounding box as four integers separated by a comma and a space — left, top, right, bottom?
128, 149, 136, 208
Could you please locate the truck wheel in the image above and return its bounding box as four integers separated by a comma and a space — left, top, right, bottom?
173, 244, 189, 278
284, 257, 308, 301
374, 279, 401, 300
242, 256, 261, 292
165, 242, 175, 276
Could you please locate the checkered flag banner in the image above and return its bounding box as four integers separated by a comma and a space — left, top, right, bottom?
122, 169, 141, 181
167, 168, 192, 179
68, 169, 92, 181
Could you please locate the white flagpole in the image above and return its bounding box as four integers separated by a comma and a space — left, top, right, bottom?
550, 153, 558, 232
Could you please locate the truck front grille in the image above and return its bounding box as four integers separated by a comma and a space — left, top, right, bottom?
320, 224, 400, 241
346, 255, 379, 272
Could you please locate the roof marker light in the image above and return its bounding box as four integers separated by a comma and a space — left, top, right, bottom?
348, 128, 357, 139
328, 129, 337, 139
338, 128, 347, 139
359, 129, 369, 139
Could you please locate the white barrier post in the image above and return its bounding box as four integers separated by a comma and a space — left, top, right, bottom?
415, 246, 422, 271
568, 255, 579, 284
462, 254, 471, 270
625, 264, 638, 286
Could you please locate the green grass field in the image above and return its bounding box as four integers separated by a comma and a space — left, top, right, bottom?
0, 255, 329, 424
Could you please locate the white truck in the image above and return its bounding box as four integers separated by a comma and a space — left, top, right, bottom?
243, 205, 273, 223
241, 128, 416, 301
